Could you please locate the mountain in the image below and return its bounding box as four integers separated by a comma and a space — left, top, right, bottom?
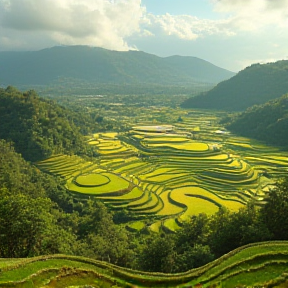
181, 60, 288, 111
0, 45, 234, 87
163, 55, 234, 83
224, 93, 288, 147
0, 86, 96, 161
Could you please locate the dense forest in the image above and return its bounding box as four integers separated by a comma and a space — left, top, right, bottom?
181, 60, 288, 111
1, 139, 288, 273
0, 87, 117, 161
224, 94, 288, 147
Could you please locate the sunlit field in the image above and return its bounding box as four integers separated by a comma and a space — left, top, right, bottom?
37, 109, 288, 232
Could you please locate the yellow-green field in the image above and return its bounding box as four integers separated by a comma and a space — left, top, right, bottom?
37, 109, 288, 233
146, 141, 209, 151
75, 173, 110, 186
66, 173, 130, 196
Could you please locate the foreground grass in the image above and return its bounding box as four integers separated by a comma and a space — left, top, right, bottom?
1, 242, 288, 287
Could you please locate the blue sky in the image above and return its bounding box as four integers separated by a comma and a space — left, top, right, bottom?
0, 0, 287, 72
142, 0, 218, 18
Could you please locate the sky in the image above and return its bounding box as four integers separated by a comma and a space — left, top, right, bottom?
0, 0, 287, 72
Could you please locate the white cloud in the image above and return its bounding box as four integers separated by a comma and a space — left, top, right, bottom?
138, 0, 288, 41
3, 0, 279, 52
212, 0, 288, 31
143, 13, 235, 41
147, 14, 199, 40
140, 29, 155, 37
0, 0, 145, 51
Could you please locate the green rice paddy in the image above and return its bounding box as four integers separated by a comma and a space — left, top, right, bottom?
146, 142, 209, 151
66, 173, 130, 196
1, 242, 288, 287
75, 173, 110, 186
37, 109, 288, 233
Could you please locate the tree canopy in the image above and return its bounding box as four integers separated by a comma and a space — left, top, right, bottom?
0, 86, 95, 161
224, 94, 288, 147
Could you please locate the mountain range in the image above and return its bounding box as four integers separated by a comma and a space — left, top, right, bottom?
0, 45, 234, 88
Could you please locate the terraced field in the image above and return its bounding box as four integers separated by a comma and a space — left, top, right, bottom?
1, 241, 288, 287
37, 110, 288, 232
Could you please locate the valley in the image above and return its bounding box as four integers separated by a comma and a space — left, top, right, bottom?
1, 47, 288, 287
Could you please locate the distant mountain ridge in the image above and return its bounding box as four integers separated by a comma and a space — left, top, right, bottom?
181, 60, 288, 111
0, 45, 234, 87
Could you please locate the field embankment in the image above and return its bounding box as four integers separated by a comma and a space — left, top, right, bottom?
1, 241, 288, 288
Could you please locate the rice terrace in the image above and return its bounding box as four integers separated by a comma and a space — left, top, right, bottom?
1, 241, 288, 287
37, 108, 288, 233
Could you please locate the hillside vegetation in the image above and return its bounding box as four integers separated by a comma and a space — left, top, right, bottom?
0, 45, 234, 88
225, 94, 288, 147
1, 242, 288, 287
0, 87, 99, 161
181, 60, 288, 111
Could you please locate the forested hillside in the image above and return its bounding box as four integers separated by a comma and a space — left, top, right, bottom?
0, 139, 135, 264
181, 60, 288, 111
0, 86, 97, 161
224, 94, 288, 147
0, 46, 234, 88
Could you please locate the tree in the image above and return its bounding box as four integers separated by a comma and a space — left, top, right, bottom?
173, 244, 214, 272
175, 213, 210, 251
208, 204, 270, 257
0, 193, 52, 257
172, 214, 214, 272
261, 177, 288, 240
138, 234, 175, 272
77, 200, 134, 267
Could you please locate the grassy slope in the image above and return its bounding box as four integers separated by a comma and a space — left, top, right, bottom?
1, 241, 288, 287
